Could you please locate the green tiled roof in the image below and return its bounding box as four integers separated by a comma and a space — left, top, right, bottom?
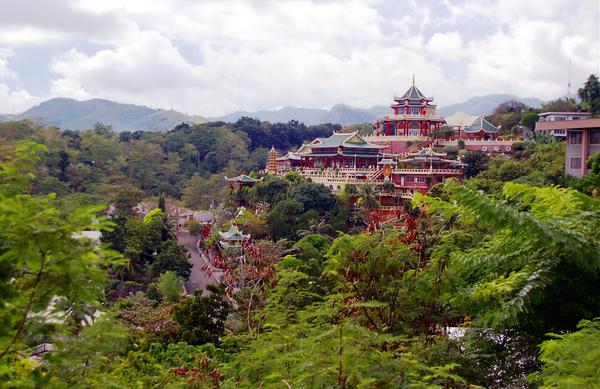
463, 116, 500, 133
308, 132, 385, 150
224, 174, 263, 183
218, 225, 249, 240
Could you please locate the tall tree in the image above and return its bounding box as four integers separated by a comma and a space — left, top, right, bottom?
578, 74, 600, 117
0, 143, 116, 367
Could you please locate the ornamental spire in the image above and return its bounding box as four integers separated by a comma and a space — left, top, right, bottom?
412, 74, 415, 87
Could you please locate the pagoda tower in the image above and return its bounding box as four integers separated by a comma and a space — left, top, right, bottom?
267, 146, 279, 173
374, 77, 446, 137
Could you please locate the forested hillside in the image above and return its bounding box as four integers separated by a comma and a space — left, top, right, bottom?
7, 98, 208, 132
1, 117, 599, 388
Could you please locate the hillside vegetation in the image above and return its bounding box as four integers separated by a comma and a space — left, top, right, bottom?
8, 98, 207, 132
1, 96, 599, 387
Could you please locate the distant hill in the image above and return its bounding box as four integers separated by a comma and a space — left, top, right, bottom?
214, 106, 329, 125
211, 104, 390, 125
4, 98, 207, 132
436, 94, 544, 117
212, 95, 544, 125
1, 94, 546, 131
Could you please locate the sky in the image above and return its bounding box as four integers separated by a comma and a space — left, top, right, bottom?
0, 0, 598, 116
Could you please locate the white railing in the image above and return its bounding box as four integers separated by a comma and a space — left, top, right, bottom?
370, 168, 384, 180
382, 114, 443, 121
301, 167, 378, 175
379, 205, 406, 211
396, 168, 462, 174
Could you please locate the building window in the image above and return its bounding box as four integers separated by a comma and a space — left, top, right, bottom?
416, 176, 427, 182
590, 130, 600, 145
570, 157, 582, 170
405, 176, 414, 182
569, 131, 583, 145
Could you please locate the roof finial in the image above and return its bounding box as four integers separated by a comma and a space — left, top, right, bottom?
412, 74, 415, 87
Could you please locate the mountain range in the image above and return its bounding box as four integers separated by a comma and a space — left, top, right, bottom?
1, 98, 207, 132
1, 94, 544, 132
210, 94, 544, 125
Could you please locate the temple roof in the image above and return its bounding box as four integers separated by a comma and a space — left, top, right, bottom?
276, 152, 301, 161
396, 78, 433, 101
463, 116, 500, 134
218, 225, 250, 241
397, 147, 464, 165
408, 147, 447, 158
224, 174, 263, 183
378, 158, 396, 165
308, 132, 386, 150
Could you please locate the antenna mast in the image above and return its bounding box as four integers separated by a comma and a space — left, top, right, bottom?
567, 58, 572, 98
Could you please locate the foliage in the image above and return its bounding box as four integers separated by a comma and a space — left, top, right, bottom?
356, 183, 380, 212
266, 198, 305, 239
540, 97, 579, 113
578, 74, 600, 117
520, 112, 539, 129
158, 193, 166, 212
415, 181, 600, 333
0, 143, 117, 370
471, 139, 566, 191
223, 269, 464, 388
535, 318, 600, 388
290, 182, 337, 215
487, 100, 535, 134
462, 151, 489, 178
150, 240, 192, 280
232, 116, 337, 151
186, 218, 204, 236
173, 285, 230, 346
118, 293, 180, 343
158, 271, 183, 303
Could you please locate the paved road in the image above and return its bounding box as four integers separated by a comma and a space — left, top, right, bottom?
176, 231, 217, 294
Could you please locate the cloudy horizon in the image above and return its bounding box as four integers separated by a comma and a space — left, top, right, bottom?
0, 0, 599, 116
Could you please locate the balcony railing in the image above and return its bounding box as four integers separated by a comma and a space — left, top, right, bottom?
396, 168, 463, 174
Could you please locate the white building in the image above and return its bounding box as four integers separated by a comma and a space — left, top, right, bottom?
535, 112, 591, 137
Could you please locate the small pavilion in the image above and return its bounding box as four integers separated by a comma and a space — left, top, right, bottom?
224, 174, 263, 191
460, 116, 500, 140
218, 224, 250, 250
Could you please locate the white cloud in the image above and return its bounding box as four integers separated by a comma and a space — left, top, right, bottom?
427, 32, 464, 59
0, 0, 598, 116
0, 83, 42, 113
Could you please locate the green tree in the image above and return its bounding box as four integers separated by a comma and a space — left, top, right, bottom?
356, 184, 380, 212
266, 198, 304, 239
157, 271, 182, 303
290, 182, 337, 215
0, 143, 117, 371
172, 284, 230, 345
462, 151, 490, 178
415, 181, 600, 333
150, 240, 192, 280
540, 97, 579, 112
534, 318, 600, 388
186, 218, 204, 236
158, 193, 166, 212
578, 74, 600, 117
520, 112, 539, 129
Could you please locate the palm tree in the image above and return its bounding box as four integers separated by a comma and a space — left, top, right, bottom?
297, 219, 333, 239
356, 184, 380, 213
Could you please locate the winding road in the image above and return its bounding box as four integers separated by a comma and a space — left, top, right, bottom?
176, 231, 218, 294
